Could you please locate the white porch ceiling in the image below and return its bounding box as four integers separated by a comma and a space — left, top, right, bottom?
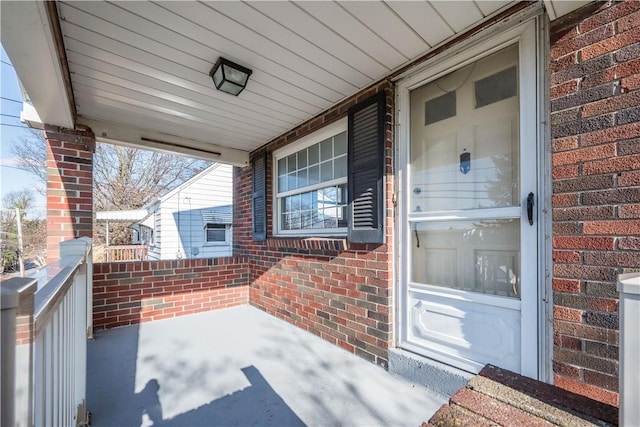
2, 1, 590, 161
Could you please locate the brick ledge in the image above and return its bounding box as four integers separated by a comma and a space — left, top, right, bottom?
266, 237, 348, 252
426, 364, 618, 426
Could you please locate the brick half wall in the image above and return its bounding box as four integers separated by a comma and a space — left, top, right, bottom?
550, 0, 640, 406
93, 257, 248, 330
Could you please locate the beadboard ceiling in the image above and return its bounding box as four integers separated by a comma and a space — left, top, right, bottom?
2, 1, 589, 163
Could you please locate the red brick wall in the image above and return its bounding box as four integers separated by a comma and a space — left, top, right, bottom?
234, 81, 395, 367
44, 125, 95, 261
92, 257, 248, 330
550, 0, 640, 406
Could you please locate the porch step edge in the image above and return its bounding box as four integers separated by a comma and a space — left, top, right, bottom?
388, 348, 473, 397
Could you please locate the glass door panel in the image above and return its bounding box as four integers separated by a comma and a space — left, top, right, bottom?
409, 44, 521, 298
409, 44, 520, 214
410, 219, 520, 298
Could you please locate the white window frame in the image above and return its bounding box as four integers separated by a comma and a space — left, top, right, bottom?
273, 118, 348, 237
204, 223, 230, 245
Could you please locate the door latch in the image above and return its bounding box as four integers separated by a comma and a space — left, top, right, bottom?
527, 192, 534, 225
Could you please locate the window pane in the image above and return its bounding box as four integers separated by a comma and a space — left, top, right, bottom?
299, 150, 308, 168
475, 66, 517, 108
300, 211, 312, 230
291, 211, 301, 229
279, 184, 347, 232
334, 132, 347, 156
291, 194, 301, 210
425, 92, 456, 125
282, 212, 290, 230
278, 175, 288, 192
411, 219, 520, 298
206, 225, 226, 242
308, 144, 319, 165
301, 192, 312, 210
288, 172, 297, 190
278, 158, 286, 177
334, 155, 347, 179
320, 138, 332, 162
320, 161, 332, 182
287, 154, 297, 173
322, 210, 338, 228
297, 168, 308, 188
308, 165, 319, 185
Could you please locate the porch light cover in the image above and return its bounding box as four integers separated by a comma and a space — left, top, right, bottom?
210, 58, 252, 96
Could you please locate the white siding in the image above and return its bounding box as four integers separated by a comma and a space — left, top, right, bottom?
147, 207, 162, 261
156, 164, 233, 260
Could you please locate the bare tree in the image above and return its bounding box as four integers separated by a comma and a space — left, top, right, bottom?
3, 189, 33, 218
9, 130, 47, 193
1, 190, 46, 273
10, 132, 210, 246
93, 143, 210, 244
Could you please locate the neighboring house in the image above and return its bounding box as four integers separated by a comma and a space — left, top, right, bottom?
142, 163, 233, 260
96, 164, 233, 261
5, 0, 638, 409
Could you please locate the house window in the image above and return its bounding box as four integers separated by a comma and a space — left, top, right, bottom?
274, 120, 348, 236
205, 224, 228, 243
261, 93, 385, 243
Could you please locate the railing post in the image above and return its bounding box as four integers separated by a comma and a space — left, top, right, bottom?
1, 285, 18, 427
617, 273, 640, 427
1, 277, 37, 427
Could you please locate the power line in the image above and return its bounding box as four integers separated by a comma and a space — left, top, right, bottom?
0, 113, 21, 119
1, 60, 13, 67
0, 96, 22, 104
0, 123, 27, 129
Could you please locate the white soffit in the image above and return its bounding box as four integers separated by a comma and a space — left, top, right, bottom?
3, 1, 591, 156
544, 0, 592, 21
54, 0, 517, 153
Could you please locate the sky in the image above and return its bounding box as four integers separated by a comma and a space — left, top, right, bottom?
1, 45, 46, 219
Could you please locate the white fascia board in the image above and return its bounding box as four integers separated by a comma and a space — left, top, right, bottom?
543, 0, 557, 21
1, 1, 74, 128
78, 118, 249, 167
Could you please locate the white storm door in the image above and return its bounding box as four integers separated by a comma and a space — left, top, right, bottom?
400, 23, 539, 377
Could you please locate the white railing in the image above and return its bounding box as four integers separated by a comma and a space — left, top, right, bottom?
1, 237, 93, 427
104, 244, 148, 262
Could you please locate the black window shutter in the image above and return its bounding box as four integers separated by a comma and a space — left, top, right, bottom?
252, 153, 267, 241
348, 91, 385, 244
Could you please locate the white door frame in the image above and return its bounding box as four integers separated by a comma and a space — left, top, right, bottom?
395, 14, 549, 380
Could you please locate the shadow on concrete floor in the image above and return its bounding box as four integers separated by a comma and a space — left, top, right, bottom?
87, 305, 446, 427
159, 366, 305, 426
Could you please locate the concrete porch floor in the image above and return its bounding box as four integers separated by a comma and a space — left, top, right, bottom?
87, 305, 446, 426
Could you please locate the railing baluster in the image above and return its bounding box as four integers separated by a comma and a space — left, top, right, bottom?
53, 308, 60, 424
104, 244, 148, 262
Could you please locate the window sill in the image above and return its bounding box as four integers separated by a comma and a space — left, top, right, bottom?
266, 237, 348, 252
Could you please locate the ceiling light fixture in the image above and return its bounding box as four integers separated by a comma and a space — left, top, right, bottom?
210, 58, 252, 96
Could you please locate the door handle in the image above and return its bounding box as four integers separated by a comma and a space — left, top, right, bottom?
527, 192, 534, 225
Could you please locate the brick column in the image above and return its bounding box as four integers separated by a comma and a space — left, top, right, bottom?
44, 125, 95, 262
550, 0, 640, 407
